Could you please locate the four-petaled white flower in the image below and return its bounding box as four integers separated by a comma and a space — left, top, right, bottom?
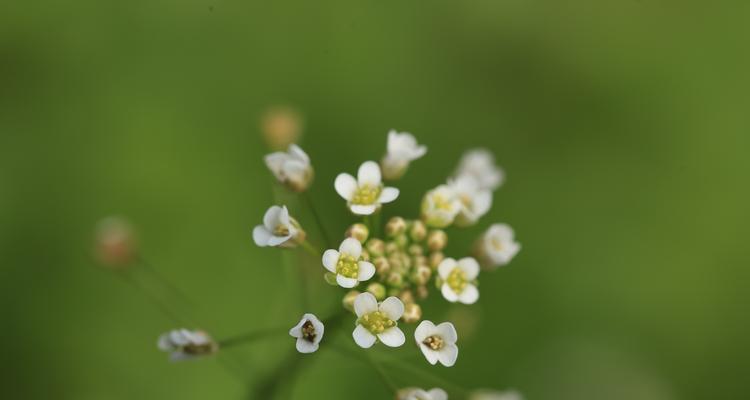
438, 257, 480, 304
157, 329, 218, 362
414, 320, 458, 367
454, 149, 504, 191
381, 130, 427, 180
469, 390, 524, 400
289, 313, 324, 354
253, 205, 305, 248
421, 185, 462, 228
352, 292, 406, 348
397, 387, 449, 400
335, 161, 399, 215
264, 144, 314, 192
323, 238, 376, 288
475, 223, 521, 270
448, 174, 492, 227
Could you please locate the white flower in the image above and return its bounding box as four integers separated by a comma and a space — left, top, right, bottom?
437, 257, 480, 304
414, 320, 458, 367
448, 174, 492, 227
397, 387, 449, 400
352, 292, 406, 348
289, 313, 324, 353
253, 205, 305, 248
421, 185, 462, 228
475, 224, 521, 269
335, 161, 399, 215
157, 329, 218, 361
322, 238, 376, 288
469, 390, 523, 400
454, 149, 504, 191
381, 130, 427, 180
264, 144, 314, 192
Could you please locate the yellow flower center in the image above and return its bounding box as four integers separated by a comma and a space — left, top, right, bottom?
422, 335, 445, 351
491, 237, 504, 251
358, 311, 396, 334
336, 254, 359, 278
447, 267, 468, 293
432, 194, 454, 211
352, 185, 382, 205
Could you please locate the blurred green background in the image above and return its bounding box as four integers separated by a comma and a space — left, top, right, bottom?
2, 1, 749, 399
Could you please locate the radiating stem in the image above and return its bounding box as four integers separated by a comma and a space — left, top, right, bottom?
302, 191, 333, 249
299, 240, 321, 258
218, 327, 288, 348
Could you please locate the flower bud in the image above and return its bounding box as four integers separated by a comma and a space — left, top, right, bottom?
387, 272, 404, 288
408, 244, 423, 257
342, 290, 361, 312
413, 255, 428, 268
385, 241, 400, 255
473, 223, 521, 270
398, 289, 415, 304
394, 234, 409, 249
94, 216, 137, 268
411, 265, 432, 286
416, 285, 429, 300
373, 257, 391, 277
409, 220, 427, 242
380, 130, 427, 181
402, 302, 422, 323
346, 223, 370, 243
360, 249, 371, 262
429, 251, 445, 270
264, 144, 314, 192
366, 239, 385, 257
260, 106, 302, 150
385, 217, 407, 237
366, 282, 386, 301
427, 230, 447, 251
421, 185, 461, 228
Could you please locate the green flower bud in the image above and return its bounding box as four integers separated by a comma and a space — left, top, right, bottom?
394, 234, 409, 249
346, 223, 369, 243
385, 241, 400, 255
429, 251, 445, 270
409, 220, 427, 242
416, 285, 429, 300
342, 290, 360, 312
402, 302, 422, 323
366, 238, 385, 257
427, 230, 448, 251
399, 289, 415, 305
408, 244, 424, 257
387, 272, 404, 288
373, 256, 391, 277
385, 217, 407, 238
366, 282, 386, 301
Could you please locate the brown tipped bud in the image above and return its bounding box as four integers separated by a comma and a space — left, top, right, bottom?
373, 256, 391, 277
413, 255, 428, 268
388, 255, 404, 272
346, 223, 369, 243
394, 234, 409, 249
399, 289, 415, 304
360, 249, 371, 262
402, 302, 422, 323
385, 217, 407, 237
409, 220, 427, 242
95, 216, 137, 268
260, 106, 302, 150
408, 244, 424, 257
416, 285, 429, 300
427, 230, 448, 251
342, 290, 361, 312
387, 272, 404, 288
412, 265, 432, 286
429, 251, 445, 270
385, 241, 399, 255
366, 238, 385, 257
280, 218, 307, 248
366, 282, 387, 301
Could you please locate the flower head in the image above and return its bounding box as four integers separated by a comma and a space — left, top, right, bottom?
414, 320, 458, 366
260, 106, 302, 150
322, 238, 376, 288
454, 149, 504, 191
421, 185, 462, 228
381, 130, 427, 180
474, 224, 521, 270
264, 144, 314, 192
448, 174, 492, 227
94, 216, 137, 268
335, 161, 399, 215
438, 257, 480, 304
157, 329, 218, 361
289, 313, 324, 353
469, 390, 524, 400
397, 387, 449, 400
352, 292, 406, 348
253, 205, 305, 248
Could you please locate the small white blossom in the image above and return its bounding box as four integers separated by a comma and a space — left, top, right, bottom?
381, 130, 427, 180
352, 292, 406, 348
289, 313, 324, 353
322, 238, 376, 288
414, 320, 458, 367
397, 387, 449, 400
264, 144, 314, 192
469, 390, 524, 400
438, 257, 480, 304
421, 185, 462, 228
157, 329, 218, 361
253, 205, 305, 248
474, 223, 521, 270
335, 161, 399, 215
454, 149, 504, 191
448, 174, 493, 227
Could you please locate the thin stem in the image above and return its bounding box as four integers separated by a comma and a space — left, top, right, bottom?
219, 327, 288, 348
302, 191, 333, 249
328, 343, 400, 394
373, 210, 382, 239
298, 240, 321, 258
116, 270, 190, 326
136, 254, 195, 308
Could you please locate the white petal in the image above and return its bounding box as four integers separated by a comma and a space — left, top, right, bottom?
379, 297, 404, 321
334, 173, 357, 200
289, 318, 305, 338
437, 344, 458, 367
278, 206, 291, 226
437, 258, 457, 279
414, 320, 436, 342
427, 388, 449, 400
441, 284, 459, 302
307, 314, 325, 342
336, 274, 358, 288
170, 330, 190, 346
458, 284, 479, 304
419, 345, 440, 365
357, 160, 382, 186
288, 144, 310, 163
263, 205, 283, 229
350, 204, 377, 215
353, 292, 378, 317
252, 226, 272, 246
378, 187, 400, 203
352, 324, 377, 348
377, 327, 405, 347
339, 237, 362, 258
473, 190, 493, 217
264, 152, 286, 178
157, 334, 174, 351
357, 261, 375, 282
436, 322, 457, 344
267, 233, 292, 247
458, 257, 480, 280
295, 338, 319, 353
322, 250, 340, 273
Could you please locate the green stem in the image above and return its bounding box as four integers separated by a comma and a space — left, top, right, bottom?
302, 191, 333, 249
298, 240, 321, 258
218, 327, 288, 348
